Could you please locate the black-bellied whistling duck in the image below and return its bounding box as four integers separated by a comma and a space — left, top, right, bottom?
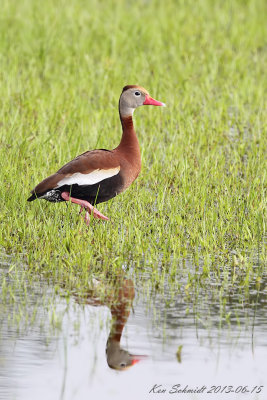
28, 85, 165, 222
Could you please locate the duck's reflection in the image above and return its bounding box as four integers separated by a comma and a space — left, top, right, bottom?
78, 274, 146, 370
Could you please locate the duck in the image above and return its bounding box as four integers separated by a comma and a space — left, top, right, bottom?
27, 85, 165, 223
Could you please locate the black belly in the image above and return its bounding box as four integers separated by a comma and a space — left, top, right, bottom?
44, 173, 124, 204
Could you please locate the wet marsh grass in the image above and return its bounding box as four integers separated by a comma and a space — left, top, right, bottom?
0, 0, 266, 322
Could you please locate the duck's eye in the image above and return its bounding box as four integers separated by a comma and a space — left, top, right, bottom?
120, 362, 126, 368
134, 91, 141, 96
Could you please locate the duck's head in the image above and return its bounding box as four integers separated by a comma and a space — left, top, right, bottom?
119, 85, 165, 117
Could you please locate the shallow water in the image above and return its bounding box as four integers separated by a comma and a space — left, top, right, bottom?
0, 257, 266, 400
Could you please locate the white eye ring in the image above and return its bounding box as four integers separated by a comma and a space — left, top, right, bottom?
134, 91, 141, 96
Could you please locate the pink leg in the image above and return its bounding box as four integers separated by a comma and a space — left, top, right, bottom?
80, 206, 91, 224
84, 211, 90, 225
61, 192, 109, 221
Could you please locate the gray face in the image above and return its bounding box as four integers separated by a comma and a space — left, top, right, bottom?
119, 88, 147, 117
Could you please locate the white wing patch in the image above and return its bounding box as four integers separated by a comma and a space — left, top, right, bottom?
56, 167, 120, 187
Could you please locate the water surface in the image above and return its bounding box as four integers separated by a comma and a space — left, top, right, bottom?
0, 256, 266, 400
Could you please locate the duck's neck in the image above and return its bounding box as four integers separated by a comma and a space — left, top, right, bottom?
118, 114, 138, 148
115, 100, 140, 154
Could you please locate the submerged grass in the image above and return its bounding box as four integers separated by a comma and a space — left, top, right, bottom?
0, 0, 266, 311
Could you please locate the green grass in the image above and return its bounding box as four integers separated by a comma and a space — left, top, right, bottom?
0, 0, 266, 306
